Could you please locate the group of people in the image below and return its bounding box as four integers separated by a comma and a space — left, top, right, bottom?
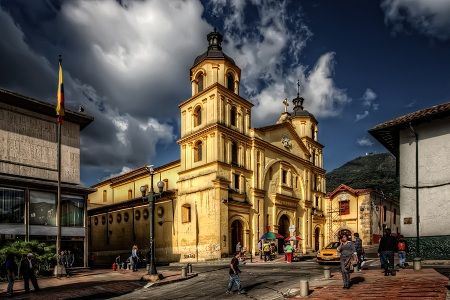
378, 229, 409, 276
2, 253, 40, 297
257, 240, 278, 261
338, 228, 409, 289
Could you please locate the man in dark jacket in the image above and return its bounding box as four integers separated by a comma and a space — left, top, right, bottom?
20, 253, 40, 292
378, 228, 397, 276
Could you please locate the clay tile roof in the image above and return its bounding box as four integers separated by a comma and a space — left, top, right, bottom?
369, 100, 450, 156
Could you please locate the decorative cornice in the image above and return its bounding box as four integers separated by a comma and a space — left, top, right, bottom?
252, 137, 326, 175
178, 82, 253, 109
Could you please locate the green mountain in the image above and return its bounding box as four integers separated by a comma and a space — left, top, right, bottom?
326, 153, 399, 198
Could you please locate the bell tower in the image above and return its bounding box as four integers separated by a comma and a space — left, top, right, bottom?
177, 30, 254, 261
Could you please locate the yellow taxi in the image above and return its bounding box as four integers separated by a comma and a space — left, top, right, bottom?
316, 242, 340, 263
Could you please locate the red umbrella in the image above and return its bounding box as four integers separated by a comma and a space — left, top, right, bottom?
285, 236, 302, 241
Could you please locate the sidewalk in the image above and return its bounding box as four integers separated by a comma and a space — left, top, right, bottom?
293, 268, 449, 299
0, 268, 196, 299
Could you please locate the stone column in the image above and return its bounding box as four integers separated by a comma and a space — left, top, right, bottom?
212, 64, 219, 85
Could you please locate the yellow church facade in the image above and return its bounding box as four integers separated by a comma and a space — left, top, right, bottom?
87, 30, 326, 264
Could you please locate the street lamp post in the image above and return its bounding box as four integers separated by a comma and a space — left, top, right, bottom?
140, 165, 164, 276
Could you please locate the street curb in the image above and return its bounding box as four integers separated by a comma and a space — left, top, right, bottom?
144, 273, 198, 288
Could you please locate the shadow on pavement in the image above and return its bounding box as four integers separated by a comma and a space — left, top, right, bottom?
242, 280, 269, 291
11, 280, 145, 300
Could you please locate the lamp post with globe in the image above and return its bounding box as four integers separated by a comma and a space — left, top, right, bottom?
140, 165, 164, 277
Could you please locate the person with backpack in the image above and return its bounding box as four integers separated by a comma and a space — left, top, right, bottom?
4, 253, 17, 297
397, 235, 408, 268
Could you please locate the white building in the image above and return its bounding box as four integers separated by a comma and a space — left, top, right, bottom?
370, 101, 450, 259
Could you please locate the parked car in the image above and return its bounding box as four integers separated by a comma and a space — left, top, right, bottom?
316, 242, 340, 264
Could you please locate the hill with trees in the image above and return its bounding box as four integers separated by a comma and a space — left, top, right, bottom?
326, 152, 399, 198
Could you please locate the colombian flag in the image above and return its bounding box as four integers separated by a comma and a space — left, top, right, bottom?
56, 56, 65, 124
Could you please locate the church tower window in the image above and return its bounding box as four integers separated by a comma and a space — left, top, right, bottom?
194, 140, 203, 162
197, 73, 204, 93
194, 106, 202, 127
227, 73, 234, 92
230, 106, 237, 126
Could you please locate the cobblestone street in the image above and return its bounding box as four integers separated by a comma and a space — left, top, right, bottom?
1, 259, 449, 299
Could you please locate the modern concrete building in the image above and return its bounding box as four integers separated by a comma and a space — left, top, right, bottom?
325, 184, 400, 246
0, 88, 94, 266
370, 101, 450, 259
87, 30, 327, 264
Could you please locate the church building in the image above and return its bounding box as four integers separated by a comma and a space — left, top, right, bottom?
87, 30, 326, 264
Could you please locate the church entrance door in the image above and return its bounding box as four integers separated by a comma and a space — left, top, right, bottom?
278, 214, 290, 253
231, 220, 243, 254
314, 227, 320, 251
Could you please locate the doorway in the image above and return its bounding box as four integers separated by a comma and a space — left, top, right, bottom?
277, 214, 290, 253
231, 220, 243, 253
314, 227, 320, 251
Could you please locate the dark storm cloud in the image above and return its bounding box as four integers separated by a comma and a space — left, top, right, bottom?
0, 0, 211, 183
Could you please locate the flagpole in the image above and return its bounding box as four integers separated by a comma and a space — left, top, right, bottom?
55, 55, 66, 277
56, 119, 62, 264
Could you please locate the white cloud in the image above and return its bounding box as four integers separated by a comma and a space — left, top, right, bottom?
357, 137, 374, 147
372, 103, 380, 111
209, 0, 350, 126
362, 88, 377, 107
355, 110, 369, 122
382, 0, 450, 40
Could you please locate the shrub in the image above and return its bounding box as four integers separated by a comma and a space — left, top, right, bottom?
0, 240, 56, 278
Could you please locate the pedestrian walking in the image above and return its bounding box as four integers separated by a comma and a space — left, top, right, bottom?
258, 240, 263, 259
337, 234, 357, 289
284, 242, 293, 263
226, 252, 245, 295
353, 232, 363, 271
19, 253, 40, 293
131, 244, 139, 272
378, 228, 397, 276
4, 253, 17, 297
397, 235, 409, 268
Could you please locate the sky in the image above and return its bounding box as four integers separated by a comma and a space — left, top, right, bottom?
0, 0, 449, 186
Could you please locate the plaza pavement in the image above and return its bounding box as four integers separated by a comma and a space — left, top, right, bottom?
1, 257, 449, 299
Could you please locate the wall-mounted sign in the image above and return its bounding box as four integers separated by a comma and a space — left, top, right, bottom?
404, 217, 413, 225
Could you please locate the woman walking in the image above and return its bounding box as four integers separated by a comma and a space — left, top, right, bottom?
131, 245, 139, 272
337, 234, 357, 289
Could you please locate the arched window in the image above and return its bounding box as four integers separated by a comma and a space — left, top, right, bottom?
194, 140, 203, 162
230, 106, 237, 126
128, 189, 132, 200
197, 73, 204, 93
231, 141, 238, 165
311, 126, 315, 140
227, 73, 234, 91
194, 106, 202, 127
103, 190, 107, 202
312, 149, 316, 166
